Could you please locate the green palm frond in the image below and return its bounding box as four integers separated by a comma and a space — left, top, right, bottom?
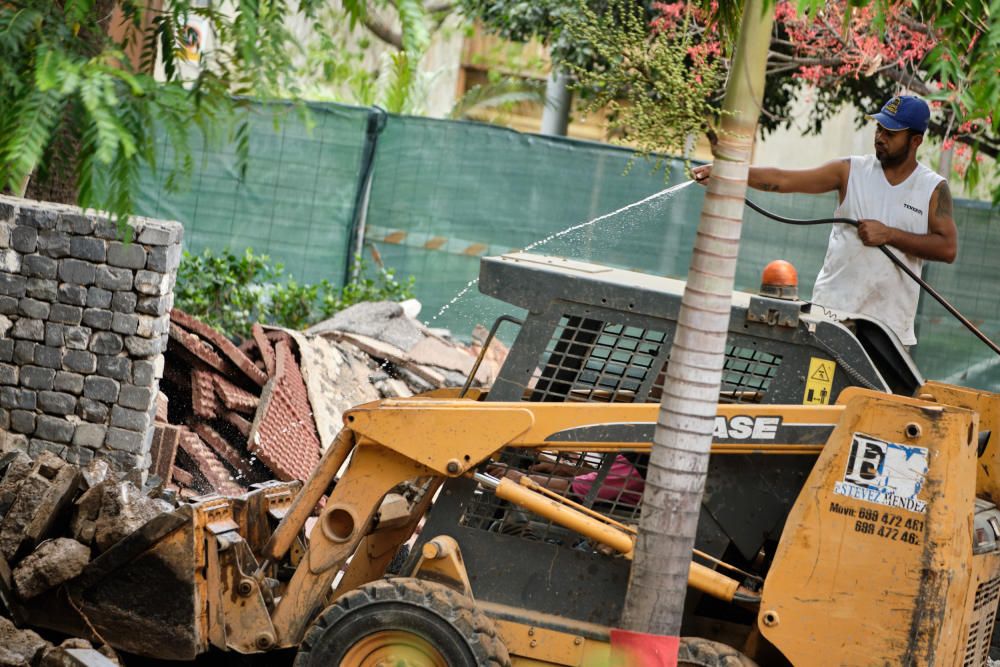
448, 77, 546, 119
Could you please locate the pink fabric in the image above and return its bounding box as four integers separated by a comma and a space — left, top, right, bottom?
570, 455, 645, 505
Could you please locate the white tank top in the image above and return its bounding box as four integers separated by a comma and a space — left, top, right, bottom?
810, 155, 943, 345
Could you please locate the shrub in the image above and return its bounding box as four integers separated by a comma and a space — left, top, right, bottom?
174, 248, 415, 338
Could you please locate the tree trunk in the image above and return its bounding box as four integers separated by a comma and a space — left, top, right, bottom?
620, 0, 775, 636
540, 69, 572, 136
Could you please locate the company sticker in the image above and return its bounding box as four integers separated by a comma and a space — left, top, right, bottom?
833, 433, 929, 513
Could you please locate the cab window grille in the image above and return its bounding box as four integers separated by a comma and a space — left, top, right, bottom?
528, 316, 666, 403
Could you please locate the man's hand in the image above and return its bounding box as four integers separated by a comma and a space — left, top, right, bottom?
691, 164, 711, 185
857, 219, 894, 246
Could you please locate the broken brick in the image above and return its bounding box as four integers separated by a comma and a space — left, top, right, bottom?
247, 340, 320, 482
172, 309, 267, 387
211, 374, 258, 414
252, 323, 276, 377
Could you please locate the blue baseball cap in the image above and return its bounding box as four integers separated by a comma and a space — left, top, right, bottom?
866, 95, 930, 133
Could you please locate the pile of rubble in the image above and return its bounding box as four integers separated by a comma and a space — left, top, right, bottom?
0, 450, 169, 666
156, 300, 506, 497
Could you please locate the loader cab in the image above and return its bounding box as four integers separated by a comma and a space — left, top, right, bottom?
408, 252, 924, 628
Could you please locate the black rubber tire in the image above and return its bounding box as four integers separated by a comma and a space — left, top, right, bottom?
677, 637, 759, 667
293, 577, 510, 667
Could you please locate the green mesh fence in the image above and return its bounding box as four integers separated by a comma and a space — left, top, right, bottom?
135, 101, 1000, 392
137, 101, 372, 286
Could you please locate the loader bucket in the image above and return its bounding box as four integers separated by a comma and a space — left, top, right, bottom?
21, 505, 203, 660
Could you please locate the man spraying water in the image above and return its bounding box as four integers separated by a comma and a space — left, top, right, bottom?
692, 95, 958, 348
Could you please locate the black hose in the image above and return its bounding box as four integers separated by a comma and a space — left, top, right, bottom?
745, 197, 1000, 357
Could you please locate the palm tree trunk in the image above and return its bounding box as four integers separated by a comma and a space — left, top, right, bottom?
620, 0, 775, 636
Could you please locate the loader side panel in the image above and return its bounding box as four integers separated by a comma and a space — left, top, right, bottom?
760, 391, 978, 666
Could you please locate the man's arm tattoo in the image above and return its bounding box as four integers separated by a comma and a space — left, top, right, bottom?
935, 181, 953, 218
759, 183, 779, 192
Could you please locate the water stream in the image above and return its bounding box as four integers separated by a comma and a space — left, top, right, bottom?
426, 180, 696, 327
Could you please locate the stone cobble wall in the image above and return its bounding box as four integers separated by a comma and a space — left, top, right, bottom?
0, 196, 183, 473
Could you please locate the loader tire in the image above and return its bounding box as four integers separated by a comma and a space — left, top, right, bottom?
294, 577, 510, 667
677, 637, 759, 667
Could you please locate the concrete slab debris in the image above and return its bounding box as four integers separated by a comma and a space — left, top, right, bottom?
307, 300, 426, 351
0, 616, 49, 666
13, 537, 90, 599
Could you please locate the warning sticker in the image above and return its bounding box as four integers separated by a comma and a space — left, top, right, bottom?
803, 357, 835, 405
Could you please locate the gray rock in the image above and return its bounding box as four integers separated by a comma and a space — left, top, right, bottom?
63, 349, 97, 374
18, 208, 58, 230
76, 398, 108, 423
0, 363, 16, 385
0, 248, 20, 273
111, 312, 138, 336
89, 331, 123, 355
64, 445, 96, 466
33, 345, 62, 369
27, 277, 58, 301
124, 335, 162, 358
82, 308, 113, 330
135, 314, 168, 338
20, 365, 55, 390
12, 317, 44, 340
73, 423, 107, 449
37, 230, 70, 258
10, 225, 36, 253
10, 409, 35, 434
23, 254, 57, 278
28, 438, 67, 458
58, 283, 87, 306
0, 387, 36, 409
94, 220, 135, 241
118, 384, 153, 411
83, 376, 119, 403
0, 338, 12, 362
146, 243, 182, 272
107, 241, 146, 269
49, 303, 83, 325
13, 537, 90, 599
97, 355, 130, 381
37, 391, 76, 417
34, 414, 75, 442
58, 258, 97, 285
105, 427, 143, 453
94, 265, 132, 291
86, 287, 112, 309
69, 236, 107, 262
0, 295, 16, 314
63, 325, 91, 350
13, 340, 34, 364
18, 297, 49, 319
58, 212, 95, 235
44, 322, 64, 347
135, 294, 172, 316
0, 273, 26, 297
133, 270, 170, 296
110, 291, 137, 313
132, 359, 158, 386
110, 405, 149, 432
136, 220, 182, 246
54, 371, 84, 395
